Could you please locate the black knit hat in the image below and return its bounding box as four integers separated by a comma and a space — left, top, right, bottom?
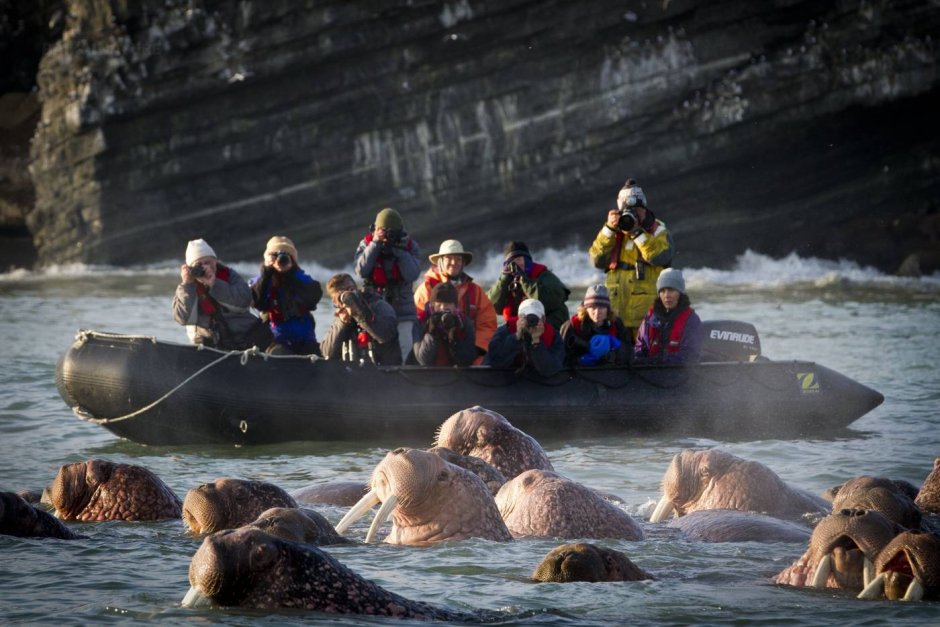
430, 281, 459, 304
503, 241, 531, 262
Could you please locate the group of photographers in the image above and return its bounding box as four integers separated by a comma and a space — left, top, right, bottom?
172, 178, 703, 369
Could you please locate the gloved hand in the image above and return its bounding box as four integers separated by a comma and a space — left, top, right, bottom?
578, 335, 621, 366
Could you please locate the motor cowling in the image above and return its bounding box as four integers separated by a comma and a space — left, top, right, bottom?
700, 320, 762, 362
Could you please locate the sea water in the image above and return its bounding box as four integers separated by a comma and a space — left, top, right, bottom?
0, 248, 938, 626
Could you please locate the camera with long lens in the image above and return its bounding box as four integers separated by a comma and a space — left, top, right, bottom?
523, 313, 541, 328
339, 290, 359, 308
384, 228, 404, 245
440, 312, 458, 330
275, 251, 291, 266
189, 263, 206, 278
618, 207, 639, 232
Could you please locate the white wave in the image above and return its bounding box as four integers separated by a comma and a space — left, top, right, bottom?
3, 246, 938, 292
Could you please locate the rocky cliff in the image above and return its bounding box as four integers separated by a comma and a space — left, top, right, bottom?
10, 0, 940, 273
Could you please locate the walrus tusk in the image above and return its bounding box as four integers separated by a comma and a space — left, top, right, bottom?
858, 573, 885, 599
649, 495, 675, 523
863, 556, 875, 587
365, 494, 398, 544
810, 554, 831, 588
335, 490, 380, 534
902, 578, 925, 602
181, 586, 211, 608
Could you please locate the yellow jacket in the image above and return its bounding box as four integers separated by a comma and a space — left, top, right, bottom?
588, 220, 674, 330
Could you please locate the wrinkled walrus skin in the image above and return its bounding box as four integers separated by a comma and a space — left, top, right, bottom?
1, 491, 84, 539
915, 458, 940, 514
829, 476, 922, 529
650, 449, 829, 523
246, 507, 350, 546
496, 469, 644, 540
866, 530, 940, 601
184, 527, 476, 620
666, 509, 811, 543
183, 477, 297, 534
532, 543, 655, 583
48, 460, 182, 522
433, 406, 553, 480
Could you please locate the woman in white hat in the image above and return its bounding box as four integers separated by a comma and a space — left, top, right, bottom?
172, 238, 270, 350
634, 268, 704, 364
559, 284, 632, 367
413, 239, 497, 364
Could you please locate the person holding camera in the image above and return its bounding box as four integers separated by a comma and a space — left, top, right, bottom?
559, 284, 632, 367
634, 268, 704, 364
319, 273, 401, 365
588, 179, 674, 340
484, 298, 565, 377
413, 239, 497, 365
172, 238, 270, 350
250, 236, 323, 355
354, 207, 421, 362
487, 241, 571, 331
411, 281, 477, 367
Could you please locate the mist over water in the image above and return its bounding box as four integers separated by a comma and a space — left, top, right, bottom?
1, 248, 938, 625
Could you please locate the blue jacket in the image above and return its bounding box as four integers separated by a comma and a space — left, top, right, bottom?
250, 266, 322, 350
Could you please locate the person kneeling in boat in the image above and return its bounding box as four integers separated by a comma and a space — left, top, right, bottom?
634, 268, 704, 364
320, 273, 401, 365
250, 236, 323, 356
559, 284, 632, 367
413, 239, 497, 365
173, 239, 272, 350
411, 282, 477, 367
484, 298, 565, 377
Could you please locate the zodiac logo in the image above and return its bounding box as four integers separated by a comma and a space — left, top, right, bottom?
796, 372, 820, 393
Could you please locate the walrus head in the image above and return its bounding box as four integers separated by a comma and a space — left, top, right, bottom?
859, 529, 940, 601
183, 477, 297, 534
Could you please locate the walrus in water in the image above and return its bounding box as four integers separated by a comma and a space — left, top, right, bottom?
246, 507, 350, 546
858, 529, 940, 601
1, 491, 84, 539
532, 543, 655, 583
182, 527, 477, 620
183, 477, 297, 534
48, 460, 181, 522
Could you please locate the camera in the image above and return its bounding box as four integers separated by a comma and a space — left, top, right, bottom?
275, 251, 290, 266
339, 290, 359, 308
440, 312, 458, 330
523, 313, 541, 328
189, 263, 206, 278
618, 207, 638, 232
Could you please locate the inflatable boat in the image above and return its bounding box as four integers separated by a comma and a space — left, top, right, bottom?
55, 323, 884, 446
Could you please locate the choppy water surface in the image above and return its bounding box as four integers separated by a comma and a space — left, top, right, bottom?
1, 250, 938, 626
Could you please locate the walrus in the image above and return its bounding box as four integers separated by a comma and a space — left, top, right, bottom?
1, 491, 84, 539
246, 507, 350, 545
427, 445, 507, 495
773, 508, 901, 590
182, 527, 477, 620
532, 543, 655, 583
495, 469, 644, 540
48, 459, 181, 521
291, 481, 371, 507
858, 529, 940, 601
433, 406, 553, 480
666, 509, 812, 543
335, 447, 512, 545
828, 476, 922, 529
183, 477, 297, 534
649, 449, 829, 523
914, 457, 940, 514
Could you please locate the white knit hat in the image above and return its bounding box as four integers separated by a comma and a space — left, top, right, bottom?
656, 268, 686, 294
185, 239, 216, 265
517, 298, 545, 319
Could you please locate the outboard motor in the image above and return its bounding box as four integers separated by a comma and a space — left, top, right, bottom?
700, 320, 762, 362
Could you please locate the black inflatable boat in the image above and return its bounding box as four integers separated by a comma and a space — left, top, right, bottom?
55, 323, 884, 446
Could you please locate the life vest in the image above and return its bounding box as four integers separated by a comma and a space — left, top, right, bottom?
648, 306, 695, 358
501, 263, 548, 320
264, 272, 310, 325
606, 221, 665, 272
362, 233, 414, 289
505, 316, 557, 366
422, 273, 479, 321
195, 265, 232, 317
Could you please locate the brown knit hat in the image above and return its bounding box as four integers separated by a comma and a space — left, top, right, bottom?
430, 281, 458, 305
503, 241, 530, 262
583, 284, 611, 308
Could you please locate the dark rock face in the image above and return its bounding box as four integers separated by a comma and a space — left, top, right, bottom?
17, 0, 940, 272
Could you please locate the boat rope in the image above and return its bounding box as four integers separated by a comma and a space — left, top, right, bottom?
74, 331, 321, 424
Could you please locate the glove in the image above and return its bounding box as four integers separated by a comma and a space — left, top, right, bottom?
579, 335, 621, 366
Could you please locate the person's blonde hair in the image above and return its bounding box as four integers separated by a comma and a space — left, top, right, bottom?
326, 273, 356, 296
575, 305, 616, 324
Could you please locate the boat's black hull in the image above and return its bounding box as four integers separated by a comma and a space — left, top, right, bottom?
55, 331, 884, 446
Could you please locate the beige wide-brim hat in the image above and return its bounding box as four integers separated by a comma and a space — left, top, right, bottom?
429, 239, 473, 265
